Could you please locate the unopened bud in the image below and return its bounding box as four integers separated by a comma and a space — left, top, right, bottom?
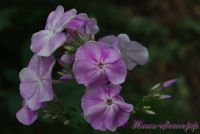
64, 120, 70, 125
142, 106, 151, 110
163, 79, 177, 88
146, 110, 156, 115
151, 83, 161, 90
152, 93, 160, 98
160, 95, 171, 99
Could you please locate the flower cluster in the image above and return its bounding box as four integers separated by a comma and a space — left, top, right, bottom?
16, 5, 175, 131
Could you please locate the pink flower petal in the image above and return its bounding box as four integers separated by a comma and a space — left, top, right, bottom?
74, 41, 101, 63
56, 9, 77, 31
100, 34, 149, 70
82, 85, 133, 131
103, 84, 121, 98
19, 68, 38, 99
114, 106, 132, 127
26, 90, 42, 111
45, 5, 65, 30
16, 106, 38, 125
67, 13, 87, 30
28, 55, 55, 77
30, 30, 52, 56
31, 31, 66, 56
105, 60, 127, 85
105, 105, 118, 131
82, 87, 107, 111
115, 100, 134, 113
73, 59, 104, 86
99, 35, 117, 47
37, 81, 54, 102
84, 105, 107, 131
101, 46, 121, 64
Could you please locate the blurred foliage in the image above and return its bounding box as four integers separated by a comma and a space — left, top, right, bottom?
0, 0, 200, 134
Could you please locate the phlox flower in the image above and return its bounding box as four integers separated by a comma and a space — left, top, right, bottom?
81, 84, 133, 131
100, 34, 149, 70
16, 55, 55, 125
67, 13, 99, 35
18, 55, 55, 111
31, 6, 77, 56
73, 41, 127, 87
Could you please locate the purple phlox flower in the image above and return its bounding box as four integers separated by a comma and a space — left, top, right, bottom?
67, 13, 99, 36
72, 41, 127, 87
31, 5, 77, 56
163, 79, 177, 88
19, 55, 55, 111
16, 102, 38, 125
99, 34, 149, 70
150, 83, 161, 90
81, 84, 133, 131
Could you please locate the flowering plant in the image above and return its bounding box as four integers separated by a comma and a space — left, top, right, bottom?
16, 5, 176, 131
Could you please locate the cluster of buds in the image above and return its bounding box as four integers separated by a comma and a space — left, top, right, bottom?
134, 79, 177, 116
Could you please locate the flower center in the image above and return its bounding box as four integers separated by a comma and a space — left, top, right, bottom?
37, 78, 44, 87
51, 27, 57, 33
98, 63, 104, 69
106, 99, 112, 105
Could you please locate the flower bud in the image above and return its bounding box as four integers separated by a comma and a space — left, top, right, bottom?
163, 79, 177, 88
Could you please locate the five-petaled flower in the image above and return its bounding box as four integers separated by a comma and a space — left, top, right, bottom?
73, 41, 127, 87
100, 34, 149, 70
31, 6, 77, 56
16, 55, 55, 125
19, 55, 55, 110
82, 84, 134, 131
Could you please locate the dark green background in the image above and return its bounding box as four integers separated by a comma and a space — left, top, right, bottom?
0, 0, 200, 133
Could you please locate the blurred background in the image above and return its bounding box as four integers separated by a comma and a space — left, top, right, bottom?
0, 0, 200, 134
